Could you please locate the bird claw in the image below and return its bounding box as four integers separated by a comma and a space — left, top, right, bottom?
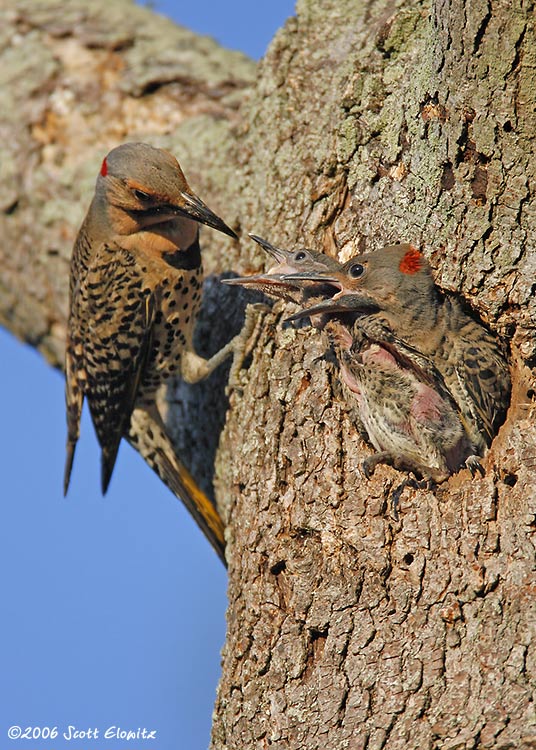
363, 451, 447, 486
361, 455, 378, 479
466, 455, 485, 477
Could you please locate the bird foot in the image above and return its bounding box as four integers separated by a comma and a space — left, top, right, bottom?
362, 451, 447, 484
362, 452, 446, 520
361, 453, 386, 479
390, 476, 432, 520
466, 454, 485, 477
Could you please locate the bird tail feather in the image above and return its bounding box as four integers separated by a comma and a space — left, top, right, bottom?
128, 408, 226, 566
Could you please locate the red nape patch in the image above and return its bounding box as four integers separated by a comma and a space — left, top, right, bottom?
100, 157, 108, 177
399, 246, 423, 275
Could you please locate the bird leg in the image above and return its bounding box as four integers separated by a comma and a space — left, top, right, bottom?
180, 303, 269, 386
362, 451, 448, 484
227, 303, 270, 388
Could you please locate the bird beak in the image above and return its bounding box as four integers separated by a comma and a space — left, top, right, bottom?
222, 273, 283, 287
178, 192, 237, 239
249, 234, 289, 264
222, 237, 296, 291
221, 273, 298, 295
285, 294, 380, 323
282, 272, 339, 285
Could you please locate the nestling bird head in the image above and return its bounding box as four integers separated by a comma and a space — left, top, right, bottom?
283, 244, 439, 328
222, 234, 340, 302
284, 244, 436, 315
246, 235, 340, 276
333, 244, 435, 305
93, 142, 237, 240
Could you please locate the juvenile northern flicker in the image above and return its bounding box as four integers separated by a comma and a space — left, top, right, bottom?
225, 237, 472, 480
326, 319, 473, 481
222, 234, 341, 304
64, 142, 243, 564
284, 243, 511, 464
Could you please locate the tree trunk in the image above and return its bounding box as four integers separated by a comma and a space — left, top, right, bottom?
2, 0, 535, 748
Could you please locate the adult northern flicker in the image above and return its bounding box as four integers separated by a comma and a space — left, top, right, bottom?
284, 243, 511, 464
64, 142, 243, 564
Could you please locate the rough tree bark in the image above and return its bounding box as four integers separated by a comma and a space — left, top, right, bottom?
1, 0, 535, 748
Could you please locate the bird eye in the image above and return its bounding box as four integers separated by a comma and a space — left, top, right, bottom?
348, 263, 365, 279
294, 251, 307, 262
133, 189, 152, 202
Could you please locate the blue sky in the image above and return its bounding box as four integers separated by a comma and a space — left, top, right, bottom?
0, 2, 294, 749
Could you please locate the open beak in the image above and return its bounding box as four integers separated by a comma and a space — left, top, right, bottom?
222, 234, 293, 289
222, 273, 288, 288
249, 234, 289, 264
282, 272, 339, 285
221, 272, 302, 303
178, 192, 237, 239
222, 235, 299, 285
285, 294, 380, 323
